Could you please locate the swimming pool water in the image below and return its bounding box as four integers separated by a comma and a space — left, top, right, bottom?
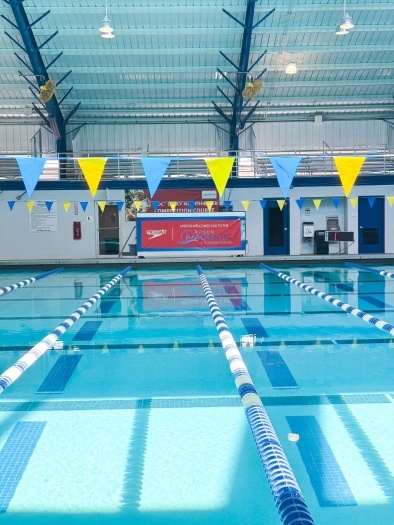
0, 262, 393, 524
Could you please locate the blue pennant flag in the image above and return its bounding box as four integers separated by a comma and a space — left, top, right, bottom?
188, 201, 196, 211
7, 201, 16, 211
15, 157, 47, 198
141, 158, 172, 198
259, 199, 267, 209
295, 198, 304, 209
368, 197, 376, 208
332, 197, 341, 208
151, 201, 160, 211
223, 200, 232, 211
269, 157, 303, 198
116, 202, 124, 211
45, 201, 53, 212
80, 202, 88, 212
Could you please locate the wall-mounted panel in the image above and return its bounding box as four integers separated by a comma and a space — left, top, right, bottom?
251, 120, 388, 153
75, 123, 222, 154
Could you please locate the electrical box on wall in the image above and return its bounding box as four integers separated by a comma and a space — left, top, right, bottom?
303, 222, 314, 238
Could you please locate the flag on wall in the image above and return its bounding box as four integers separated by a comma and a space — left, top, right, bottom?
205, 157, 235, 196
16, 157, 46, 197
77, 158, 107, 197
334, 157, 366, 197
269, 157, 303, 198
141, 158, 172, 198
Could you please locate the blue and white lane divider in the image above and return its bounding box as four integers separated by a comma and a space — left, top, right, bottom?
196, 265, 315, 525
345, 262, 394, 279
0, 267, 64, 297
0, 266, 131, 393
260, 263, 394, 337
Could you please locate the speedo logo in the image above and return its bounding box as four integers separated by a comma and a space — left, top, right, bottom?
146, 229, 167, 239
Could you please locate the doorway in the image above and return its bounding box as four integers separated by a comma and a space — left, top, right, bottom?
358, 197, 384, 254
98, 204, 120, 256
263, 200, 289, 255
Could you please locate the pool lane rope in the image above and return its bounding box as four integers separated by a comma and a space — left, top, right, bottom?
260, 263, 394, 337
345, 262, 394, 279
0, 266, 131, 393
196, 265, 315, 525
0, 267, 64, 297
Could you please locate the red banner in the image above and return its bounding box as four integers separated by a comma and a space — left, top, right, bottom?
138, 216, 243, 251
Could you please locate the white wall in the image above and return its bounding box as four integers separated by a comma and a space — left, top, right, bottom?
0, 182, 393, 261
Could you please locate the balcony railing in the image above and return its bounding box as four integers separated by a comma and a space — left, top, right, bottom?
0, 148, 394, 181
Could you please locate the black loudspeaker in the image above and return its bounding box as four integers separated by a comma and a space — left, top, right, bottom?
314, 230, 329, 254
219, 205, 233, 212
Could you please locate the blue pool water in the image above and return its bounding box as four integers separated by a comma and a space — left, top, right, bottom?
0, 263, 394, 524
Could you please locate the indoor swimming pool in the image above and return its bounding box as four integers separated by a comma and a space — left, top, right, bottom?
0, 262, 393, 524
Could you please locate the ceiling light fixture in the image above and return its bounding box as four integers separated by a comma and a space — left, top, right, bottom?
335, 25, 349, 35
99, 0, 114, 36
285, 63, 297, 75
337, 0, 354, 32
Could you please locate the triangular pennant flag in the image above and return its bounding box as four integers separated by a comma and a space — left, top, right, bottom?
80, 202, 88, 212
7, 201, 15, 211
334, 157, 366, 197
27, 201, 35, 212
206, 201, 214, 212
277, 199, 286, 211
387, 196, 394, 207
15, 157, 46, 198
269, 157, 302, 198
140, 157, 172, 198
224, 200, 232, 211
169, 201, 177, 212
368, 197, 376, 208
205, 157, 235, 197
259, 199, 267, 209
241, 200, 250, 211
134, 200, 142, 212
63, 201, 71, 212
313, 199, 322, 210
295, 198, 304, 209
45, 201, 53, 212
349, 197, 358, 209
98, 201, 106, 212
332, 197, 341, 208
77, 158, 107, 197
116, 202, 124, 211
151, 201, 160, 211
187, 201, 196, 211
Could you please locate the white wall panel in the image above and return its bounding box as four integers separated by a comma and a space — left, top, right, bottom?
251, 120, 389, 152
0, 124, 41, 154
75, 123, 222, 154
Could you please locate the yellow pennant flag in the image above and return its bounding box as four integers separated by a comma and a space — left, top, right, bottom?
63, 201, 71, 212
206, 201, 214, 212
169, 201, 177, 212
241, 200, 250, 211
27, 201, 35, 212
134, 200, 142, 212
77, 158, 107, 197
334, 157, 366, 197
277, 199, 285, 211
387, 196, 394, 207
205, 157, 235, 197
349, 197, 358, 209
313, 199, 321, 210
98, 201, 106, 212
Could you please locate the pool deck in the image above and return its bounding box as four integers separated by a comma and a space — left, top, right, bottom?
1, 253, 394, 268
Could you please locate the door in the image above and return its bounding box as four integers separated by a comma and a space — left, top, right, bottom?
358, 197, 384, 254
263, 200, 289, 255
98, 204, 120, 256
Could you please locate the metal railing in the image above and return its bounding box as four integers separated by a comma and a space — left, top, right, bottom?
0, 148, 393, 181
